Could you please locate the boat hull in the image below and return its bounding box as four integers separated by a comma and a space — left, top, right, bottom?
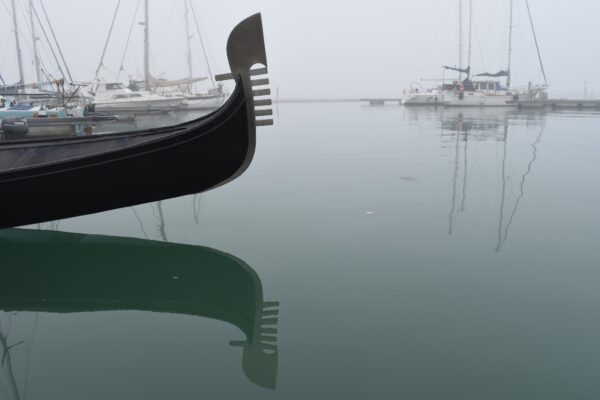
181, 95, 227, 110
401, 92, 447, 106
443, 91, 518, 107
0, 83, 254, 228
0, 108, 67, 119
94, 97, 184, 111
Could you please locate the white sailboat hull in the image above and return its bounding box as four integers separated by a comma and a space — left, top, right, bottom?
94, 97, 184, 111
180, 95, 227, 110
401, 92, 447, 106
443, 91, 517, 107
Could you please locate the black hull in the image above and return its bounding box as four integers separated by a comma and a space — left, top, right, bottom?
0, 13, 271, 229
0, 85, 252, 228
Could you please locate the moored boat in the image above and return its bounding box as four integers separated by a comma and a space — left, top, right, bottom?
0, 13, 273, 229
401, 89, 447, 106
404, 0, 548, 108
0, 98, 67, 119
443, 79, 519, 107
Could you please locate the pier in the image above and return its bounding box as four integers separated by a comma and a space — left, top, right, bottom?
359, 98, 403, 106
271, 97, 600, 110
517, 99, 600, 109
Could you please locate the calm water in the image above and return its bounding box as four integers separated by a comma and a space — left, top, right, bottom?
1, 103, 600, 399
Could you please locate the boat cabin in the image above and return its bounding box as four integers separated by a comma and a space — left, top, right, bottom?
94, 83, 144, 102
470, 80, 508, 93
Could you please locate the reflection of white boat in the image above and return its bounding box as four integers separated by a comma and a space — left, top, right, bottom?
440, 106, 545, 251
92, 83, 184, 111
439, 106, 513, 133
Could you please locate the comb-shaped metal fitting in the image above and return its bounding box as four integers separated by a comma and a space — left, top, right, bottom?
254, 99, 272, 107
215, 67, 269, 82
252, 89, 271, 97
251, 78, 270, 86
255, 109, 273, 117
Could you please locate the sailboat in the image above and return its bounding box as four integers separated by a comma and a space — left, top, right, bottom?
91, 0, 186, 112
401, 0, 471, 106
403, 0, 548, 107
0, 0, 66, 111
0, 0, 119, 140
126, 0, 227, 111
174, 0, 228, 110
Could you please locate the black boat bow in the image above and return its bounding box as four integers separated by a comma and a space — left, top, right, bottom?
0, 14, 271, 229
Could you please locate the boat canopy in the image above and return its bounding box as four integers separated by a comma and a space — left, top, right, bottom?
443, 65, 471, 75
475, 70, 510, 78
147, 73, 207, 88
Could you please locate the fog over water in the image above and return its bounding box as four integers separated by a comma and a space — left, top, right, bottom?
0, 0, 598, 99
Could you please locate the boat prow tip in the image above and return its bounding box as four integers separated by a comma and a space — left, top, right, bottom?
227, 13, 268, 75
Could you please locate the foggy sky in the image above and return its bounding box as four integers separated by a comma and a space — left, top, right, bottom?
0, 0, 598, 98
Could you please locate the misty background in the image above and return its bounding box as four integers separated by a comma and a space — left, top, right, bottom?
0, 0, 598, 99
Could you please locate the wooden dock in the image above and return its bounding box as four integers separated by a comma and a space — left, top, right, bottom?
517, 99, 600, 109
359, 98, 403, 106
269, 97, 600, 109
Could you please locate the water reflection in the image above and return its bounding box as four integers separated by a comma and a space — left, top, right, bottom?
0, 229, 278, 394
426, 108, 547, 251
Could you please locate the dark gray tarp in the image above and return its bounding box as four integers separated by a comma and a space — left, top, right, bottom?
443, 65, 471, 75
475, 70, 510, 78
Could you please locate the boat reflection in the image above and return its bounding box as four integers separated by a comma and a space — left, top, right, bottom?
436, 108, 546, 251
0, 229, 278, 391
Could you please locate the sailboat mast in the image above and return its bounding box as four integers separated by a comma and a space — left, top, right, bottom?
467, 0, 472, 79
506, 0, 514, 87
525, 0, 548, 87
11, 0, 25, 86
29, 0, 42, 85
458, 0, 463, 82
184, 0, 193, 92
144, 0, 150, 89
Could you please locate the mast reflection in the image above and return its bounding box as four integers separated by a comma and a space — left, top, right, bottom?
0, 229, 279, 390
438, 108, 545, 251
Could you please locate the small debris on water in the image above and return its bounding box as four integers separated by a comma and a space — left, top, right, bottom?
172, 276, 180, 280
366, 211, 374, 215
